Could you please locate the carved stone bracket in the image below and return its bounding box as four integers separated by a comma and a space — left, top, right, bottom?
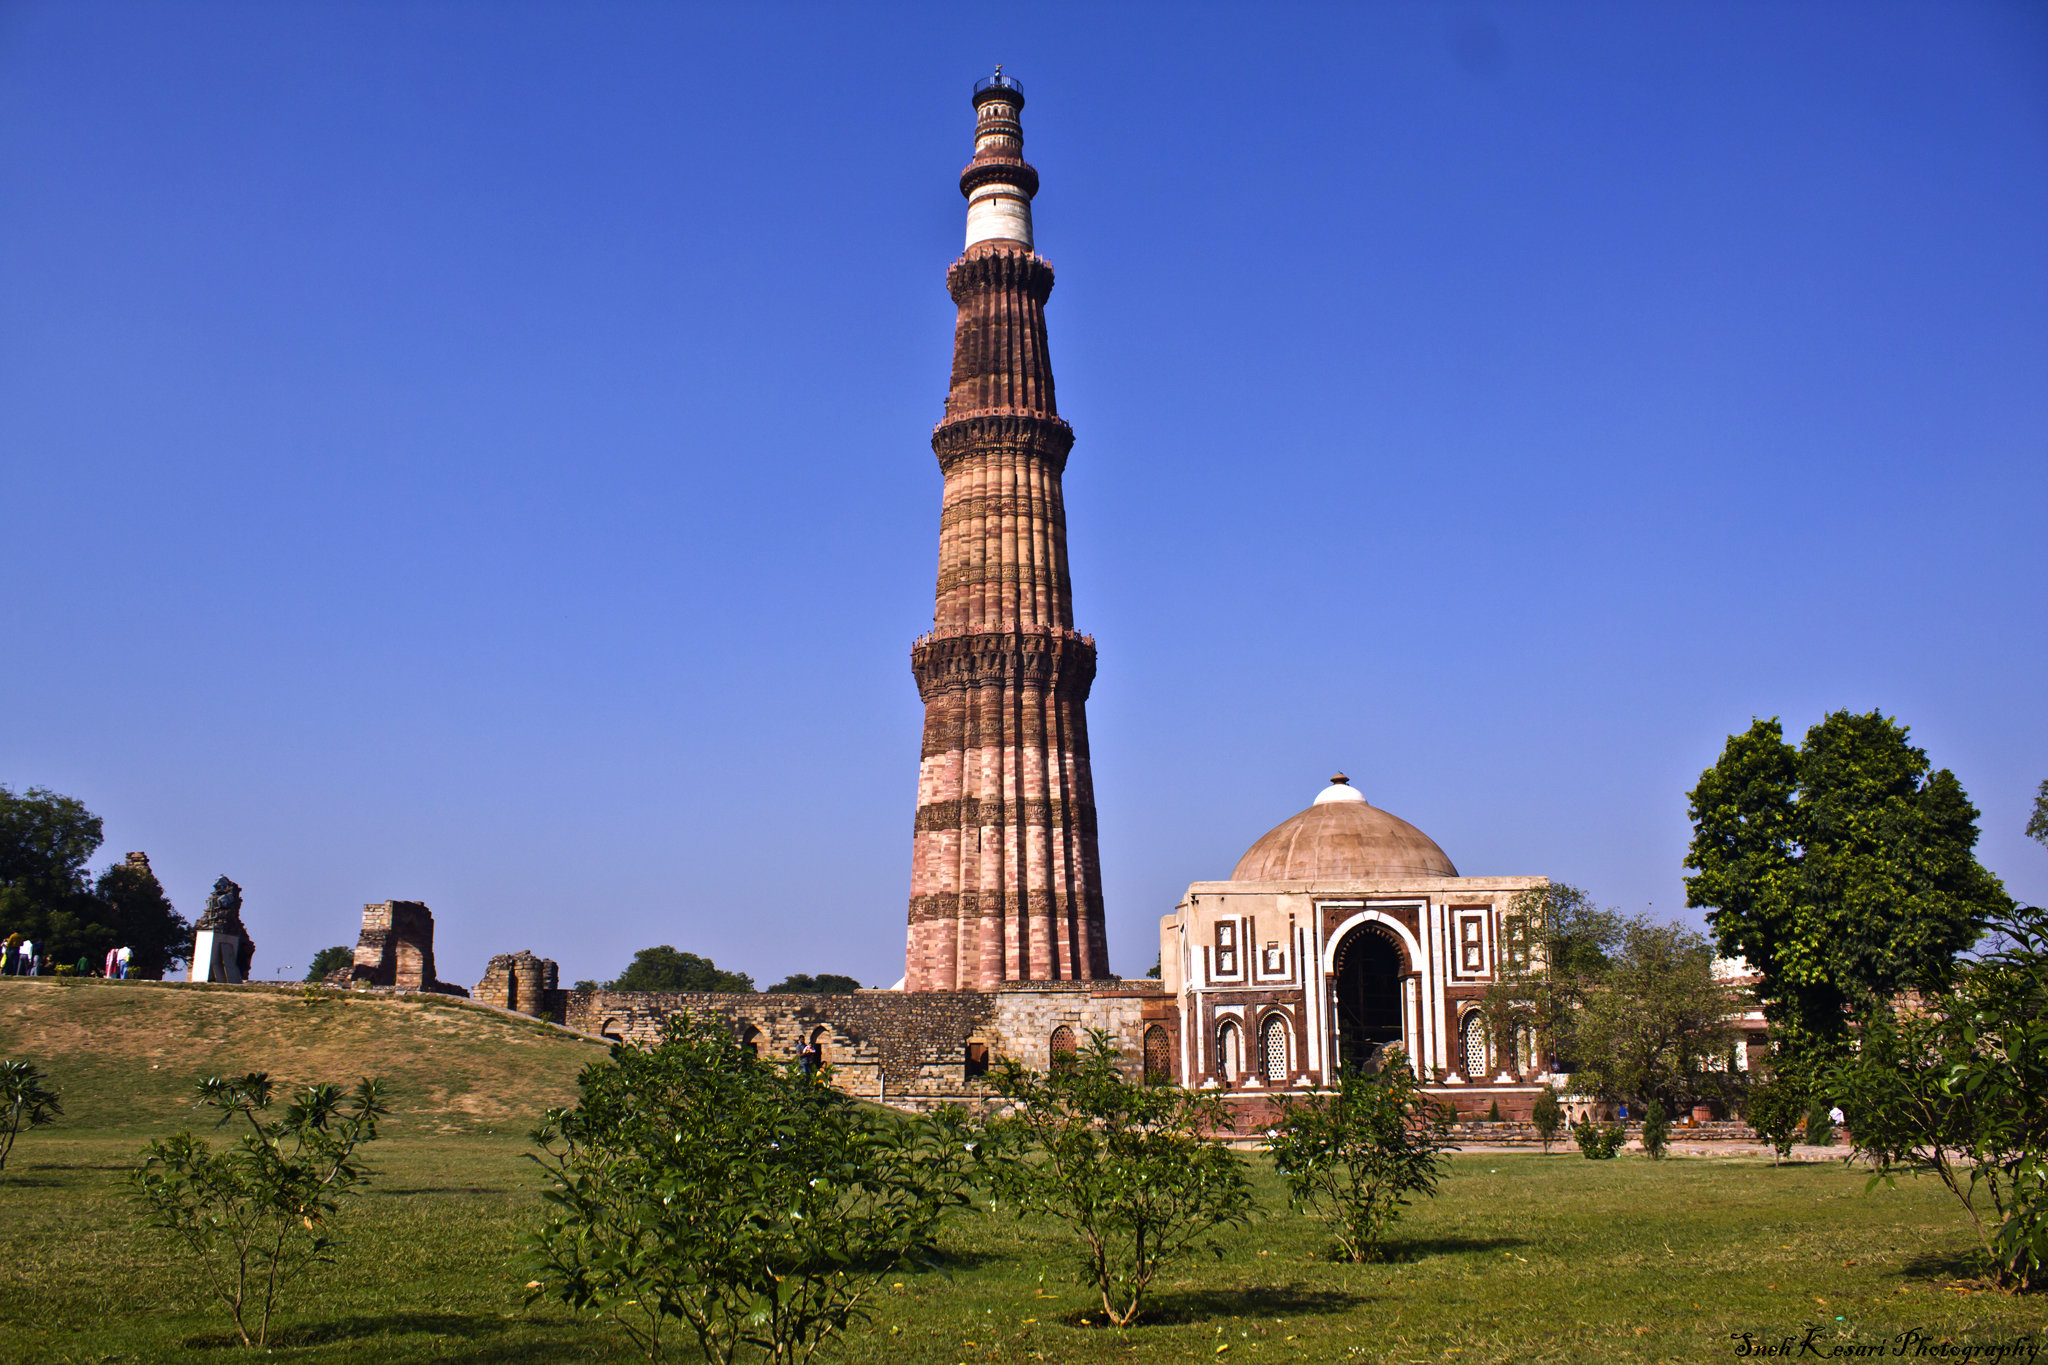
932, 411, 1075, 474
910, 629, 1096, 703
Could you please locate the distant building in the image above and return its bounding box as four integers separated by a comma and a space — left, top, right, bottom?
1162, 775, 1550, 1122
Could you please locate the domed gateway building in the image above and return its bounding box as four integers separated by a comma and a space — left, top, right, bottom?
1158, 775, 1552, 1122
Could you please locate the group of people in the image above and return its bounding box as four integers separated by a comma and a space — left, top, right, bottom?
1, 937, 134, 978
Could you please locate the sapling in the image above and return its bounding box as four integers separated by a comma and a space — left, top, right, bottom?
131, 1073, 388, 1347
0, 1060, 62, 1172
1267, 1054, 1455, 1262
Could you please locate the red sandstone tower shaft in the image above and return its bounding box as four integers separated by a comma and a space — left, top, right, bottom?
904, 73, 1110, 991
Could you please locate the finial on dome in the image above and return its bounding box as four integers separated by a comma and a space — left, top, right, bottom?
1313, 772, 1369, 806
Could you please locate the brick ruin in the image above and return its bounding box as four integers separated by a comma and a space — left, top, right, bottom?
472, 950, 565, 1020
328, 900, 468, 996
564, 981, 1177, 1113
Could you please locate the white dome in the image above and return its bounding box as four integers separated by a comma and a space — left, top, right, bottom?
1313, 774, 1369, 805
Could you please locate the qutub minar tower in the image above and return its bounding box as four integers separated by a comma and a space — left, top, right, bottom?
903, 71, 1112, 990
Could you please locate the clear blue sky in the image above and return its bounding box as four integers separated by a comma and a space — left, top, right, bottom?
3, 2, 2043, 988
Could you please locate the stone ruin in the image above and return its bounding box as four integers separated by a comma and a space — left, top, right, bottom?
473, 950, 564, 1020
327, 900, 468, 996
189, 875, 255, 983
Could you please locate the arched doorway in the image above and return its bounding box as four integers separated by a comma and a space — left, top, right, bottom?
1332, 924, 1405, 1071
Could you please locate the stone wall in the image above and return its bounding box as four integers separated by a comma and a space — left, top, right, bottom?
565, 982, 1177, 1112
331, 901, 467, 996
473, 950, 564, 1020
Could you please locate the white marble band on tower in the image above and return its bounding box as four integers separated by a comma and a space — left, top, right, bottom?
961, 71, 1037, 250
965, 183, 1033, 249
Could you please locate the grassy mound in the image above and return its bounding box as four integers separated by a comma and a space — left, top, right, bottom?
0, 977, 608, 1136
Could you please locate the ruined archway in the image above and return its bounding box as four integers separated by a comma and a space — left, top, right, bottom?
1332, 924, 1405, 1071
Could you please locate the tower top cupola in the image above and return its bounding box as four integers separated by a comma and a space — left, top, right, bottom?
961, 67, 1038, 250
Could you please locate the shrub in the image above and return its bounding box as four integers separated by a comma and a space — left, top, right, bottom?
1267, 1055, 1455, 1263
985, 1029, 1252, 1327
1486, 1099, 1502, 1123
1804, 1101, 1836, 1148
1573, 1120, 1623, 1159
1830, 904, 2048, 1292
527, 1010, 980, 1362
1641, 1101, 1670, 1160
1743, 1073, 1806, 1165
1, 1060, 62, 1173
1531, 1086, 1564, 1154
131, 1073, 388, 1347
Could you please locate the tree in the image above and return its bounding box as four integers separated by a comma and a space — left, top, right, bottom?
1640, 1101, 1670, 1160
607, 945, 755, 994
1742, 1074, 1805, 1164
1532, 1086, 1564, 1153
131, 1073, 389, 1347
984, 1030, 1252, 1327
527, 1011, 979, 1363
1552, 916, 1741, 1116
2028, 779, 2048, 849
1829, 903, 2048, 1292
1481, 883, 1624, 1074
304, 947, 353, 983
763, 973, 860, 994
1266, 1055, 1455, 1262
1685, 713, 2008, 1063
0, 785, 112, 968
1, 1060, 63, 1173
95, 855, 192, 979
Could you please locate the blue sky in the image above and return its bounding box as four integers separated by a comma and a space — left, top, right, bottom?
3, 2, 2043, 988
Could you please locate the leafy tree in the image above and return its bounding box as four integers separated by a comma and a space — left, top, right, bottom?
607, 945, 755, 993
1555, 916, 1741, 1116
1830, 903, 2047, 1292
2027, 779, 2048, 848
304, 946, 353, 983
1, 1060, 63, 1173
1266, 1055, 1454, 1262
1640, 1101, 1670, 1160
984, 1029, 1252, 1327
763, 973, 860, 994
1532, 1086, 1564, 1153
95, 856, 192, 979
527, 1011, 979, 1363
0, 785, 112, 967
131, 1073, 389, 1347
1685, 712, 2008, 1064
1481, 883, 1624, 1074
1742, 1073, 1806, 1164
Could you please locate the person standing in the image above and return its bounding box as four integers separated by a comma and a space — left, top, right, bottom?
117, 946, 132, 980
799, 1039, 820, 1078
20, 940, 36, 977
104, 947, 120, 979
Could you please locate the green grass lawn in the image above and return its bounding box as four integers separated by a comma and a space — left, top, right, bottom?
3, 979, 2041, 1363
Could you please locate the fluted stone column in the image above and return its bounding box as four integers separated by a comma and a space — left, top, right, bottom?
905, 73, 1110, 991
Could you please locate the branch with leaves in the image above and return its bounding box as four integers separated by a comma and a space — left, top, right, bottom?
130, 1073, 388, 1347
0, 1060, 62, 1173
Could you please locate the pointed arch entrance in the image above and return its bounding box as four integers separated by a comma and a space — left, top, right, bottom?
1331, 924, 1405, 1072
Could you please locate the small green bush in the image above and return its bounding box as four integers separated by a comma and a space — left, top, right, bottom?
1641, 1101, 1670, 1160
1532, 1086, 1564, 1153
1486, 1099, 1502, 1123
1573, 1120, 1623, 1159
1804, 1102, 1836, 1148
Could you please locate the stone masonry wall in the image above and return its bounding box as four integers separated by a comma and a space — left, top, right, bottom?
565, 982, 1177, 1113
473, 950, 564, 1020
